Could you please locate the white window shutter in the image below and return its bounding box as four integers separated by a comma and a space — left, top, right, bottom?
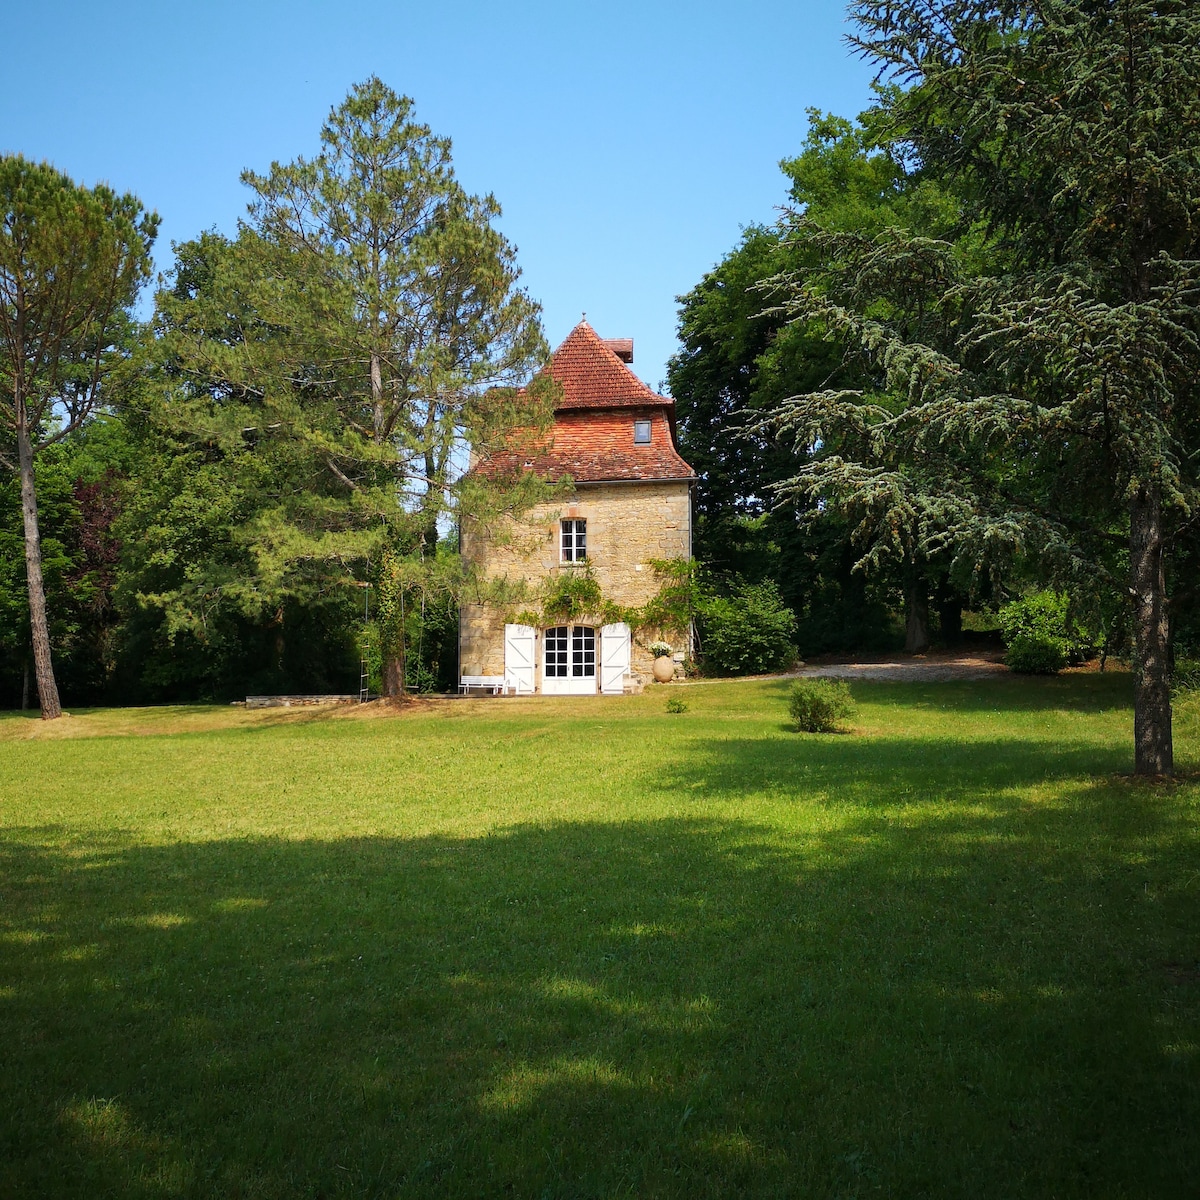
600, 623, 631, 694
504, 624, 536, 694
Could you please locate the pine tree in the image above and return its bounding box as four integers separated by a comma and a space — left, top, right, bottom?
0, 157, 157, 718
154, 80, 552, 696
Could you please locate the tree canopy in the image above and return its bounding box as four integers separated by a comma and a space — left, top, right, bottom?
767, 0, 1200, 774
669, 109, 971, 653
145, 79, 553, 696
0, 156, 157, 717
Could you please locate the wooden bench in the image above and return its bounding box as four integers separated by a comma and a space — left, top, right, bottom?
459, 675, 507, 696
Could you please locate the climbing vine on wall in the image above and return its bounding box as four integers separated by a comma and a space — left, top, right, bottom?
509, 558, 694, 638
639, 558, 700, 638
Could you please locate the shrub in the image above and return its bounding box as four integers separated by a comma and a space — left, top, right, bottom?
999, 591, 1089, 674
787, 679, 856, 733
665, 694, 689, 713
1005, 632, 1070, 675
1172, 658, 1200, 696
698, 580, 798, 676
648, 640, 673, 658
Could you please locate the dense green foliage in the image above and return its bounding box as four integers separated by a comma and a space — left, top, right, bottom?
765, 0, 1200, 773
787, 677, 857, 732
1002, 635, 1066, 676
0, 433, 125, 705
697, 578, 798, 676
2, 676, 1197, 1195
998, 592, 1091, 676
668, 112, 971, 655
0, 155, 157, 716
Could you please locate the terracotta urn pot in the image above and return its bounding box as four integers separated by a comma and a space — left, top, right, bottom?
652, 655, 675, 683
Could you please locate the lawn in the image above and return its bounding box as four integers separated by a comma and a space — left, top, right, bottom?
1, 674, 1198, 1198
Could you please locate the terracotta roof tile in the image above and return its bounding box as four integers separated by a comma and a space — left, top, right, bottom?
473, 320, 697, 484
540, 320, 666, 410
478, 409, 694, 483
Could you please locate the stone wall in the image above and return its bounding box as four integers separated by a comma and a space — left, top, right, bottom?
459, 480, 692, 689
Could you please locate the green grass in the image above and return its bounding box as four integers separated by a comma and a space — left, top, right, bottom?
1, 674, 1198, 1197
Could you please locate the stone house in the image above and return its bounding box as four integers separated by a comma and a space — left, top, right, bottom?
459, 319, 696, 694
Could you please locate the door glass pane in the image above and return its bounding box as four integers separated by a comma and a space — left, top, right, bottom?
572, 626, 596, 677
545, 626, 568, 677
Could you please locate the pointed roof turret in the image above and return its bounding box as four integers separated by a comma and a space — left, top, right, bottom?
541, 320, 664, 410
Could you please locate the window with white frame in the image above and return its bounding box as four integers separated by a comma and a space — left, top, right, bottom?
543, 625, 595, 678
633, 419, 651, 444
544, 626, 569, 677
571, 625, 596, 677
560, 518, 587, 562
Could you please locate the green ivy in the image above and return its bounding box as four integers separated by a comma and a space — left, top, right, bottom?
541, 565, 605, 622
507, 560, 688, 634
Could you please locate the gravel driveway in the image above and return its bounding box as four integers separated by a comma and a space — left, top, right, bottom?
793, 652, 1010, 682
678, 651, 1011, 686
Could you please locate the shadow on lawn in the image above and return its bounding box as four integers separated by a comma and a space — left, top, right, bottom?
662, 732, 1131, 805
760, 671, 1135, 715
1, 754, 1198, 1197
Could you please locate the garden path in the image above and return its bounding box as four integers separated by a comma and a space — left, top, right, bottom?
677, 650, 1012, 686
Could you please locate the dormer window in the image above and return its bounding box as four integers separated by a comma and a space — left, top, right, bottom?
633, 419, 651, 444
561, 518, 587, 562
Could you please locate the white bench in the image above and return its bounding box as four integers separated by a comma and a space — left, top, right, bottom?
459, 675, 508, 696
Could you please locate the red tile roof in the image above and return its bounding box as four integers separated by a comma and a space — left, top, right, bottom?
542, 320, 667, 410
473, 320, 696, 485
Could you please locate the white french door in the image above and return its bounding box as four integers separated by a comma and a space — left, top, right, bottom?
542, 625, 597, 695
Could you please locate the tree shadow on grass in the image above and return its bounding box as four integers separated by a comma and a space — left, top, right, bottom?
662, 731, 1131, 808
2, 774, 1198, 1199
759, 672, 1134, 715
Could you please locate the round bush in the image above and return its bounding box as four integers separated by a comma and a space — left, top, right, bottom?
787, 678, 856, 733
1005, 632, 1069, 674
999, 591, 1091, 668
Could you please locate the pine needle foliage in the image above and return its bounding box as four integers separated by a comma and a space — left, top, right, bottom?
0, 157, 157, 718
766, 0, 1200, 774
148, 80, 555, 694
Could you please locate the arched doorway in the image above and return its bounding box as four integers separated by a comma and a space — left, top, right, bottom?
542, 625, 596, 695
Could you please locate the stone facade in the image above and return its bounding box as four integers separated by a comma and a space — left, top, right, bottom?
459, 479, 692, 688
460, 319, 696, 695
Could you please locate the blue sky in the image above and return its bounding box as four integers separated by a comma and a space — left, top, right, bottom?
4, 1, 877, 392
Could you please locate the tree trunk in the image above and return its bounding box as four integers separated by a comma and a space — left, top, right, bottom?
1130, 484, 1173, 776
381, 646, 405, 698
936, 587, 963, 647
381, 587, 406, 699
17, 423, 62, 720
905, 579, 930, 654
21, 652, 31, 710
371, 352, 384, 443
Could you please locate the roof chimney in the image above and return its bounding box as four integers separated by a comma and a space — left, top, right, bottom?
602, 338, 634, 364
